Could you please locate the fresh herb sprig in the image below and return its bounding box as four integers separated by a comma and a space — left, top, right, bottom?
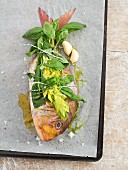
22, 18, 86, 121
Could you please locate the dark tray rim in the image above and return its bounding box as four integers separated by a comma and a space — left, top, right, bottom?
0, 0, 108, 162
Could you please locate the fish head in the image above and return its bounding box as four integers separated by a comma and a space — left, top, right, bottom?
33, 110, 73, 142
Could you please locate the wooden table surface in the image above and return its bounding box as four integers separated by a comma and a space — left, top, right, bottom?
0, 0, 128, 169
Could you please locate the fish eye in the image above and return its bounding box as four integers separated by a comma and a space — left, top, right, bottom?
55, 122, 62, 129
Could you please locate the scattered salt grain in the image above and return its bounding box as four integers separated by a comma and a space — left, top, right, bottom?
4, 121, 7, 125
59, 138, 64, 143
68, 132, 75, 138
16, 140, 19, 142
22, 76, 25, 79
1, 71, 4, 74
27, 141, 30, 144
82, 143, 85, 147
38, 141, 43, 146
83, 12, 85, 15
36, 136, 40, 141
24, 57, 27, 62
23, 71, 27, 75
17, 84, 19, 87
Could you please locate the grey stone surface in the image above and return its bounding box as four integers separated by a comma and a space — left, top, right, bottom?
0, 0, 105, 157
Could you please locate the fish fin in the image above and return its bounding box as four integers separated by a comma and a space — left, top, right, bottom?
58, 8, 76, 31
38, 7, 53, 27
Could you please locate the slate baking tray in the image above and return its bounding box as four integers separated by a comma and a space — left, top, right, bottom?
0, 0, 107, 161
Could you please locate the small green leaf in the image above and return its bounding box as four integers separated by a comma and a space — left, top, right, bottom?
29, 42, 37, 52
56, 30, 68, 44
35, 66, 41, 82
52, 19, 59, 32
27, 73, 35, 79
42, 36, 51, 49
43, 58, 65, 70
43, 77, 57, 87
43, 22, 55, 39
22, 27, 44, 40
61, 22, 86, 33
37, 36, 43, 48
52, 51, 69, 66
31, 84, 46, 108
60, 87, 86, 102
26, 49, 37, 57
59, 75, 74, 86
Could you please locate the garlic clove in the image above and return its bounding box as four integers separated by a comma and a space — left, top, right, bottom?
70, 48, 79, 63
62, 41, 72, 56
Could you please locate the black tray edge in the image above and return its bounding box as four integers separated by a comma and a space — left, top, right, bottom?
95, 0, 108, 161
0, 0, 108, 162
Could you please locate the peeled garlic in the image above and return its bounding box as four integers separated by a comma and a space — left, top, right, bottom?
62, 41, 72, 56
70, 48, 79, 63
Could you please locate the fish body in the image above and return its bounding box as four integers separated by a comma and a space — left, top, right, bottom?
22, 7, 86, 142
29, 57, 78, 141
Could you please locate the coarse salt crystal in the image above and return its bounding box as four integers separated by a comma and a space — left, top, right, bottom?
36, 136, 40, 141
38, 141, 43, 146
24, 57, 27, 62
1, 71, 4, 74
82, 143, 85, 147
23, 71, 27, 75
22, 76, 25, 79
4, 121, 7, 125
68, 132, 75, 138
17, 84, 19, 87
27, 141, 30, 144
59, 138, 64, 143
83, 12, 85, 15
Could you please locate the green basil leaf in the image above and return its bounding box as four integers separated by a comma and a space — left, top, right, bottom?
43, 22, 55, 39
42, 36, 51, 49
61, 22, 86, 33
29, 42, 37, 52
27, 73, 35, 79
56, 30, 68, 44
43, 58, 65, 70
35, 66, 41, 82
31, 84, 46, 108
26, 49, 37, 57
60, 87, 86, 102
37, 36, 43, 48
59, 75, 74, 86
22, 27, 44, 40
52, 51, 69, 66
52, 19, 59, 32
32, 96, 46, 108
43, 77, 57, 86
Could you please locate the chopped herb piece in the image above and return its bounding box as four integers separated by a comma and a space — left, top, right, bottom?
60, 87, 86, 102
27, 73, 35, 79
